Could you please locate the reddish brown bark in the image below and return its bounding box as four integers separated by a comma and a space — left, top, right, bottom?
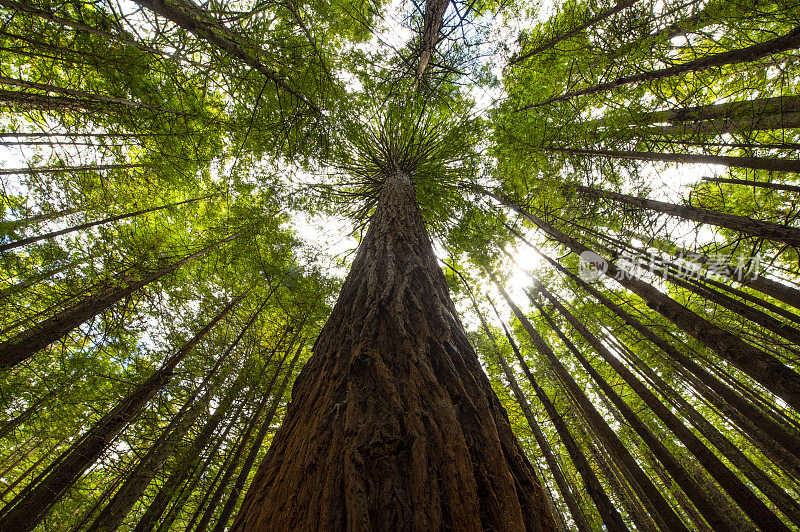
233, 171, 556, 531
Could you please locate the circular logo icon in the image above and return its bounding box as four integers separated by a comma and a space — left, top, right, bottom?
578, 251, 608, 282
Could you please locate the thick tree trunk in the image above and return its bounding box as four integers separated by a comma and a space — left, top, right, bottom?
516, 26, 800, 110
233, 171, 556, 531
0, 294, 242, 530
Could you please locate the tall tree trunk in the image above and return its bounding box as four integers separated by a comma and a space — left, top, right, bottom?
0, 195, 211, 252
547, 146, 800, 173
131, 354, 270, 532
0, 391, 54, 439
0, 231, 241, 368
574, 184, 800, 247
0, 76, 200, 117
531, 282, 792, 531
497, 319, 628, 531
516, 26, 800, 110
232, 170, 556, 531
494, 281, 688, 531
511, 0, 640, 64
484, 188, 800, 410
0, 295, 242, 531
502, 225, 800, 466
212, 338, 304, 531
132, 0, 315, 111
194, 327, 297, 532
702, 176, 800, 193
87, 294, 268, 532
474, 294, 591, 532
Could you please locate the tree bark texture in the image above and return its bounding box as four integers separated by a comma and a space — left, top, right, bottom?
233, 171, 556, 531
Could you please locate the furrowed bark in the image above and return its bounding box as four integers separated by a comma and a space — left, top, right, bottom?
232, 170, 556, 531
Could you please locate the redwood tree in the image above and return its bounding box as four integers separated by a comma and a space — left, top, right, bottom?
232, 169, 556, 530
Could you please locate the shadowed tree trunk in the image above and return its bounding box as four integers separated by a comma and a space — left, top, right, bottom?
232, 170, 556, 531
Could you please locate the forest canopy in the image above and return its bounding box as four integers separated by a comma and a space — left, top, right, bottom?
1, 0, 800, 529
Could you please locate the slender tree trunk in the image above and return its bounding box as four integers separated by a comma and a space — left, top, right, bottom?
0, 261, 78, 301
511, 0, 640, 64
212, 338, 304, 531
87, 298, 268, 532
195, 328, 297, 532
474, 295, 591, 532
0, 295, 242, 530
574, 185, 800, 248
502, 225, 800, 466
0, 391, 54, 439
0, 437, 68, 501
417, 0, 451, 79
611, 337, 800, 525
0, 195, 211, 252
497, 319, 628, 531
132, 0, 315, 111
532, 282, 793, 530
485, 189, 800, 409
494, 281, 688, 531
547, 146, 800, 173
90, 391, 211, 531
0, 163, 143, 176
516, 26, 800, 110
233, 171, 556, 531
0, 208, 83, 232
0, 231, 241, 368
702, 177, 800, 193
132, 358, 262, 532
0, 76, 200, 117
180, 405, 247, 532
